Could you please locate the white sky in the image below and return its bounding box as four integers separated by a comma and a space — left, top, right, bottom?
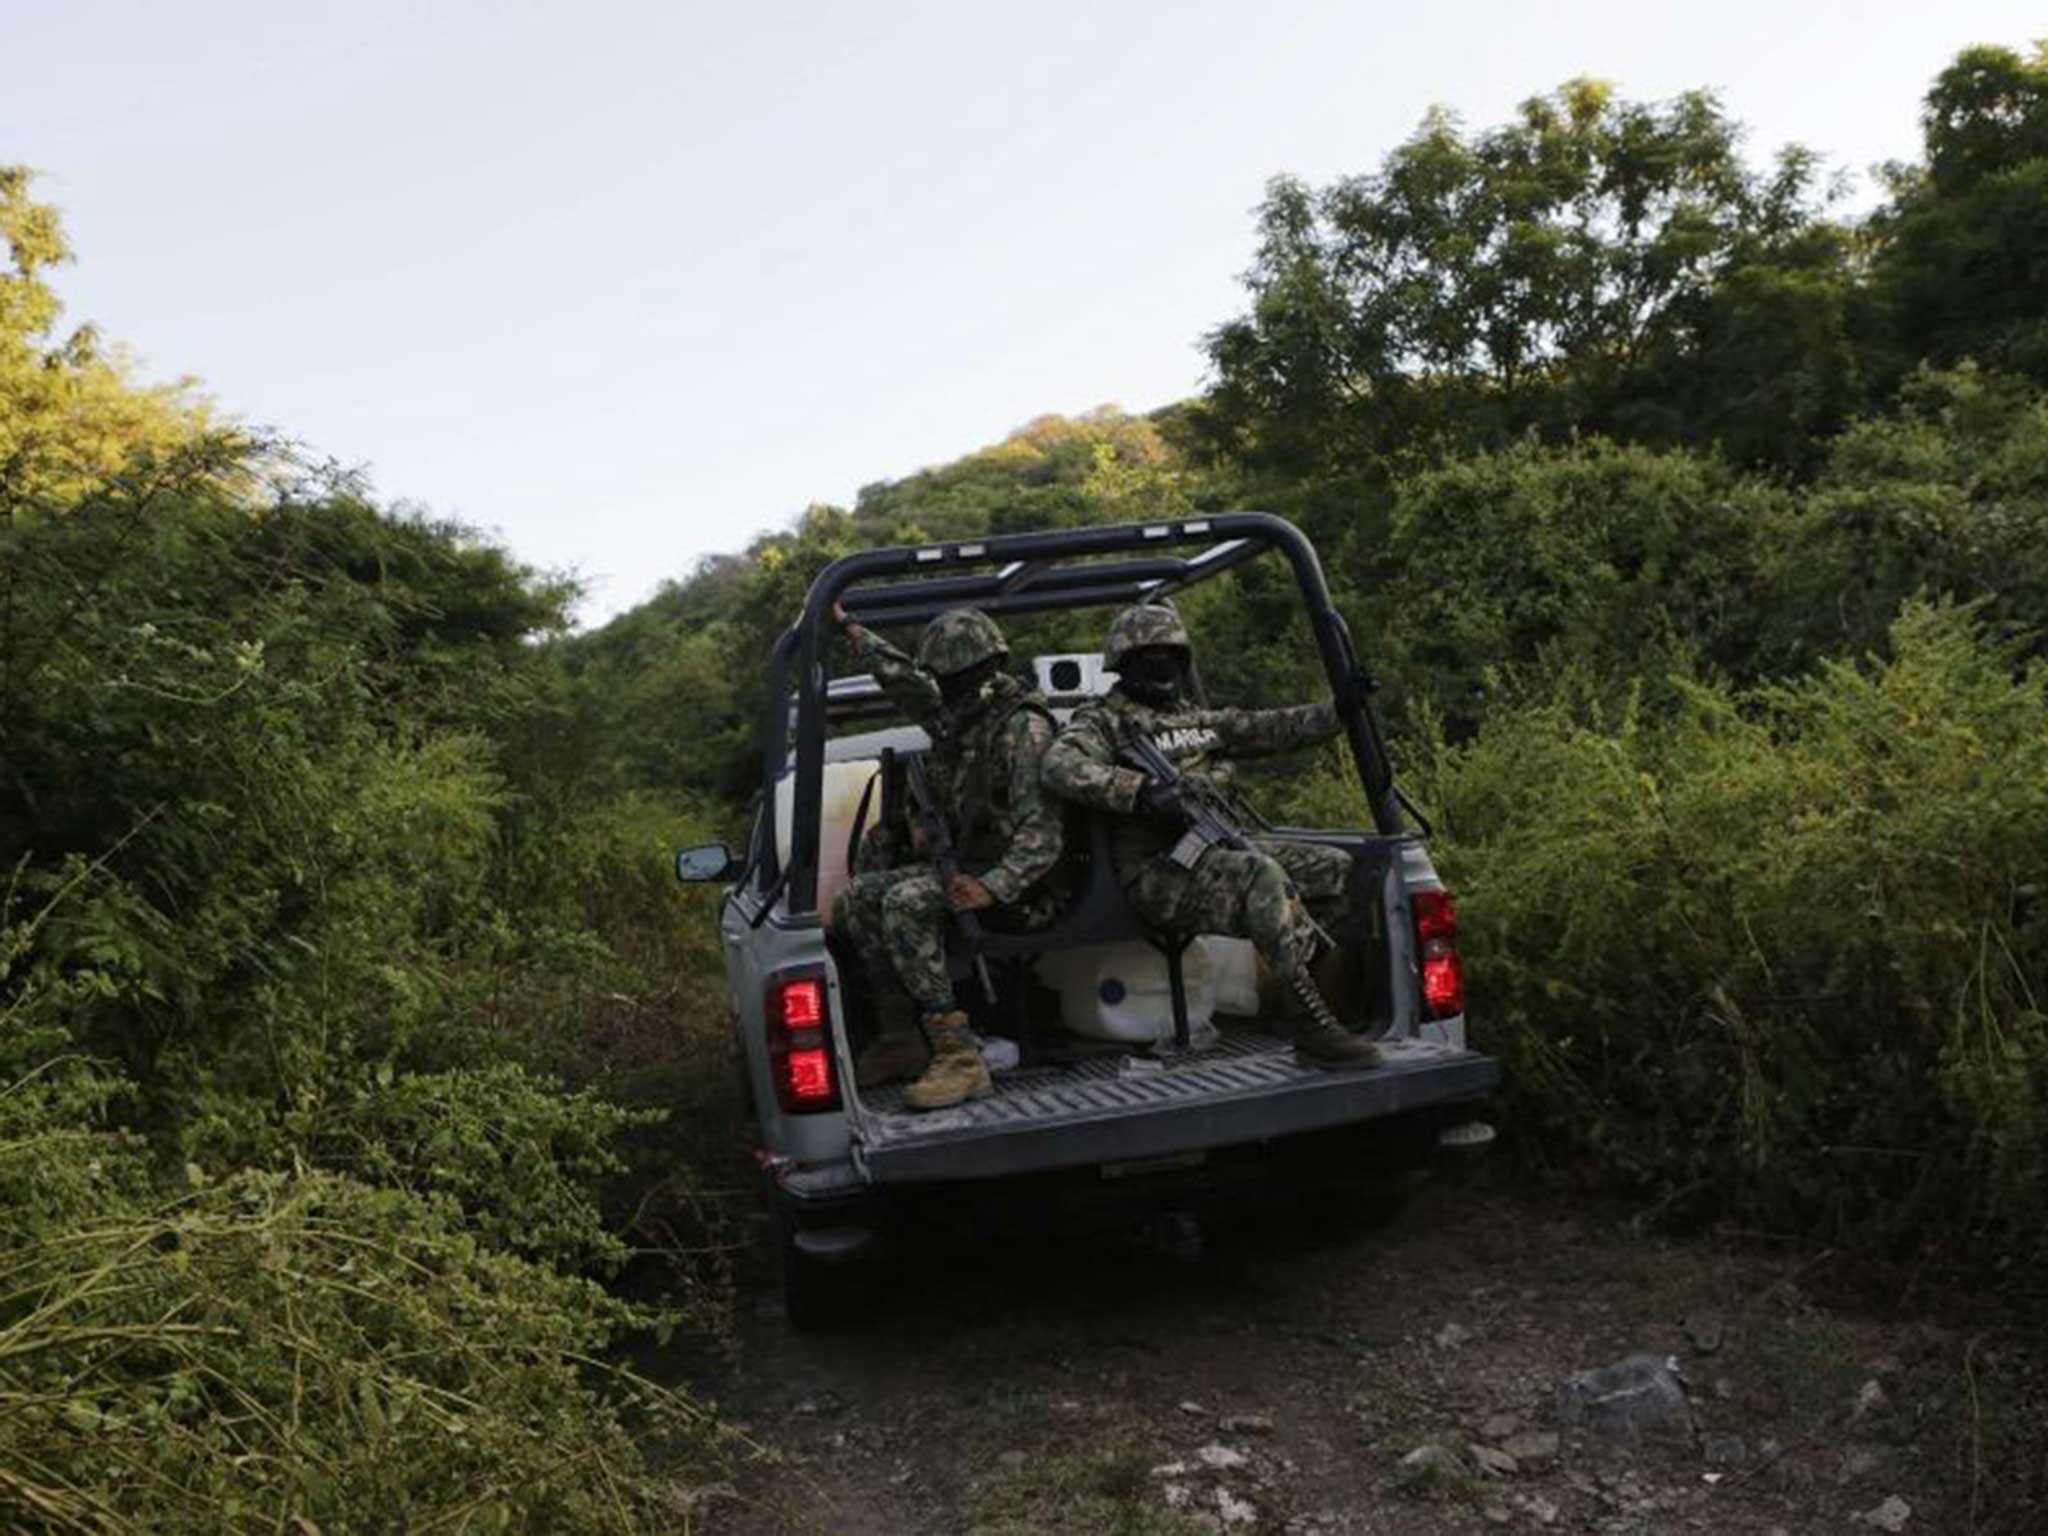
5, 0, 2039, 623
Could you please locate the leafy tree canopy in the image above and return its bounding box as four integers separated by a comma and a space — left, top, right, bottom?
1873, 43, 2048, 384
1, 166, 211, 500
1200, 80, 1860, 472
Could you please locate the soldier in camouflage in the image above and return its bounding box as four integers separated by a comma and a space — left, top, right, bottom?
1041, 603, 1382, 1070
829, 604, 1066, 1110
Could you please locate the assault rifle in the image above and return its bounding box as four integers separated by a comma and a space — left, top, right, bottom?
900, 751, 998, 1005
1120, 728, 1340, 977
1122, 733, 1343, 999
1118, 730, 1253, 872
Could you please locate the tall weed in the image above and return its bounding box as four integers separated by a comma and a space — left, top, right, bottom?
1425, 600, 2048, 1252
0, 1159, 718, 1532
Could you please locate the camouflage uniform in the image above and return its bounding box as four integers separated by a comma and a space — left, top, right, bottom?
830, 613, 1065, 1017
1040, 606, 1355, 1000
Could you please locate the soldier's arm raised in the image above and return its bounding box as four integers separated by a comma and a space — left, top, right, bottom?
975, 711, 1065, 905
1041, 708, 1147, 813
1204, 699, 1340, 759
839, 612, 942, 722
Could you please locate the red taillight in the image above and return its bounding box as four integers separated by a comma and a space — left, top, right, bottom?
778, 976, 824, 1029
1412, 888, 1457, 944
783, 1046, 834, 1104
1422, 952, 1465, 1017
767, 972, 839, 1113
1411, 889, 1465, 1019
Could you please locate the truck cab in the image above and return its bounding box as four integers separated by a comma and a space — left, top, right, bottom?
679, 514, 1497, 1325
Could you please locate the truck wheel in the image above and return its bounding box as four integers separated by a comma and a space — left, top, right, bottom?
776, 1211, 873, 1331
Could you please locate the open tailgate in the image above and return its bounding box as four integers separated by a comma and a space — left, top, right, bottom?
848, 1031, 1497, 1184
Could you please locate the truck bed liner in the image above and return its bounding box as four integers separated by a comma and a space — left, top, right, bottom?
853, 1023, 1497, 1184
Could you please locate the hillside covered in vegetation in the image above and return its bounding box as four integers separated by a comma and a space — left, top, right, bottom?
580, 41, 2048, 1261
4, 39, 2047, 1532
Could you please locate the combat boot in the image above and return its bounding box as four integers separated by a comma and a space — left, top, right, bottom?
1288, 972, 1384, 1072
903, 1010, 994, 1111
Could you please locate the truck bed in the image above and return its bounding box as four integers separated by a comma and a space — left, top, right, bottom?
851, 1021, 1497, 1184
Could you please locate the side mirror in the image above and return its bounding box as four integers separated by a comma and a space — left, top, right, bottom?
675, 842, 739, 884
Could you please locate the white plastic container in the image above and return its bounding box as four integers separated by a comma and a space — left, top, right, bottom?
1201, 936, 1262, 1017
778, 760, 880, 930
1035, 941, 1218, 1046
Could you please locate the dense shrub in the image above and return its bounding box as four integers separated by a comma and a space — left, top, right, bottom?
484, 785, 753, 1315
0, 1155, 710, 1532
1373, 438, 1781, 734
1, 448, 587, 1160
1761, 365, 2048, 671
1424, 601, 2048, 1249
0, 438, 735, 1528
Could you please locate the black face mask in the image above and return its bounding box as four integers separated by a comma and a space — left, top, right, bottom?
1119, 648, 1185, 705
937, 657, 1000, 718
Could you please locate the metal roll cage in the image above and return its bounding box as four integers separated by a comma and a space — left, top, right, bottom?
753, 512, 1403, 914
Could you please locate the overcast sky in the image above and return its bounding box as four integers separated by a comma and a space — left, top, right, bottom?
6, 1, 2040, 623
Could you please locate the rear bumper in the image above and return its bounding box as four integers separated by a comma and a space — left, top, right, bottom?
856, 1042, 1498, 1184
770, 1159, 882, 1264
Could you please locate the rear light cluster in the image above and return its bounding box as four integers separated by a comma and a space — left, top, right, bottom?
1411, 888, 1465, 1019
767, 971, 839, 1113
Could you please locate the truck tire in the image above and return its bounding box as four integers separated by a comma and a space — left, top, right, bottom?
776, 1208, 873, 1331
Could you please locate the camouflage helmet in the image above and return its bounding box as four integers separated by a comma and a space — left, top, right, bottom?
916, 606, 1009, 677
1102, 603, 1190, 670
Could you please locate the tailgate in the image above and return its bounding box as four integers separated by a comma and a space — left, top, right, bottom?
849, 1031, 1497, 1185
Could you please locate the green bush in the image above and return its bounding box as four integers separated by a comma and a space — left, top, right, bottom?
0, 1161, 711, 1533
1761, 365, 2048, 671
1426, 600, 2048, 1248
0, 441, 736, 1528
482, 786, 752, 1322
1376, 437, 1781, 736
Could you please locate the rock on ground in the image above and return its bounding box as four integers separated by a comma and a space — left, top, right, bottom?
1500, 1430, 1559, 1467
1857, 1494, 1913, 1532
1556, 1353, 1694, 1442
1394, 1442, 1468, 1490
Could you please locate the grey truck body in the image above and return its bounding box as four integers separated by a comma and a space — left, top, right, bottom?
689, 514, 1497, 1320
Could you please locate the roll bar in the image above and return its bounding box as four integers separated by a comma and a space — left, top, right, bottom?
755, 513, 1402, 915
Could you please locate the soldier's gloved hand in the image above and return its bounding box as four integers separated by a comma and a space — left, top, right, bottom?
1136, 780, 1189, 825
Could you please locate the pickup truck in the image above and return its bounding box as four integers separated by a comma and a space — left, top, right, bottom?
676, 514, 1497, 1325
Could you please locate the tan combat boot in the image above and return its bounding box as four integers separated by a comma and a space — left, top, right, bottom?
1288, 972, 1383, 1072
902, 1010, 994, 1111
854, 1022, 931, 1089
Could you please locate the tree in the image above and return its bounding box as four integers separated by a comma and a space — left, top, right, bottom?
1201, 82, 1850, 471
1, 166, 209, 500
1871, 44, 2048, 384
1635, 218, 1868, 473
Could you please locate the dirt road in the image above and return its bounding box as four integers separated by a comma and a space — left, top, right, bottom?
695, 1167, 2039, 1534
